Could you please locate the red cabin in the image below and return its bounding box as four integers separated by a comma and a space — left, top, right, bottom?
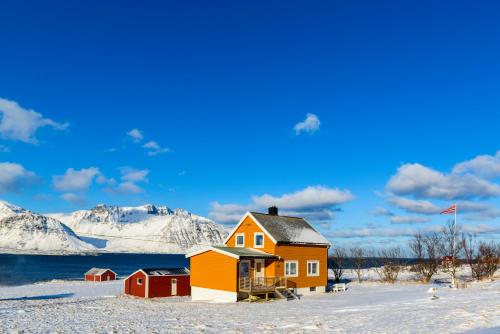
124, 268, 190, 298
84, 268, 116, 282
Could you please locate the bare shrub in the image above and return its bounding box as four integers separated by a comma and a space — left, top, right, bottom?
462, 235, 500, 281
409, 233, 442, 283
349, 247, 365, 283
330, 247, 347, 283
375, 247, 404, 283
478, 241, 500, 280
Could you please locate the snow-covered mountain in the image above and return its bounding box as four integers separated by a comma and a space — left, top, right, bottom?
0, 200, 26, 218
0, 205, 95, 253
47, 204, 227, 253
0, 200, 227, 254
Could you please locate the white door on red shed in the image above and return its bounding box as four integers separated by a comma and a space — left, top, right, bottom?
171, 278, 177, 296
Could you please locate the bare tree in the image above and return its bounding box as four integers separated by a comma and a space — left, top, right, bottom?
330, 247, 347, 283
349, 247, 364, 283
461, 233, 481, 281
440, 220, 462, 286
375, 247, 404, 283
409, 233, 442, 283
478, 241, 500, 280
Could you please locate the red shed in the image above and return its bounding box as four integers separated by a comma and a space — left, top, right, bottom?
124, 268, 190, 298
85, 268, 116, 282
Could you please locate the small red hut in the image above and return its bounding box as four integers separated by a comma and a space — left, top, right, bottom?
85, 268, 116, 282
124, 268, 190, 298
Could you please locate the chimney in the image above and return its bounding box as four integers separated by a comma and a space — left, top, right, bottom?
268, 206, 278, 216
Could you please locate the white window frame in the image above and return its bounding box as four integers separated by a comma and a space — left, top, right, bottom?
137, 277, 143, 285
284, 260, 299, 278
235, 233, 245, 247
307, 260, 320, 277
253, 232, 264, 248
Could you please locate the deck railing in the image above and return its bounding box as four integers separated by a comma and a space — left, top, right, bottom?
238, 276, 292, 292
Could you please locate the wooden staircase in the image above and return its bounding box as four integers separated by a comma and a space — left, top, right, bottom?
274, 287, 299, 301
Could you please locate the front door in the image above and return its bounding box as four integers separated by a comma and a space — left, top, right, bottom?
171, 278, 177, 296
254, 259, 265, 285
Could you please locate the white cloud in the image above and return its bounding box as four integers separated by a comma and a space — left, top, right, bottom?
127, 128, 143, 142
120, 168, 149, 183
0, 97, 68, 144
143, 141, 170, 156
294, 113, 320, 135
52, 167, 100, 192
390, 215, 432, 224
60, 193, 85, 204
372, 206, 394, 217
252, 186, 354, 210
452, 151, 500, 179
387, 195, 441, 215
0, 162, 37, 193
106, 167, 149, 194
331, 226, 421, 238
331, 223, 499, 239
387, 163, 500, 200
209, 202, 249, 224
209, 185, 354, 225
115, 182, 144, 194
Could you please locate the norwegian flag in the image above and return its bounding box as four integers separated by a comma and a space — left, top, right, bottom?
441, 204, 457, 215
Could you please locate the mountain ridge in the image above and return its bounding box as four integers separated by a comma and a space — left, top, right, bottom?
0, 201, 227, 254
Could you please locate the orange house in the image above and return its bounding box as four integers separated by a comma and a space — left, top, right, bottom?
186, 207, 330, 302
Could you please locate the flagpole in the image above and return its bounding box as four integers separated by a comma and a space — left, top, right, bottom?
452, 203, 457, 287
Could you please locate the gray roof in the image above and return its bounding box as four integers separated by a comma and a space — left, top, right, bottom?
250, 212, 330, 245
212, 246, 278, 258
85, 268, 114, 276
142, 268, 190, 276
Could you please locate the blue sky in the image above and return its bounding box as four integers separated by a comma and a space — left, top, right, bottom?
0, 0, 499, 247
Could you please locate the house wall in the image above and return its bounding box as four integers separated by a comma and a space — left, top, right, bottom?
100, 271, 116, 281
274, 244, 328, 289
148, 275, 190, 298
191, 286, 237, 302
225, 215, 276, 253
124, 271, 147, 297
224, 214, 328, 290
190, 250, 238, 292
84, 274, 95, 281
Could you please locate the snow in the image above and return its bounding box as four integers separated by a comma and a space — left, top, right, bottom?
0, 277, 498, 333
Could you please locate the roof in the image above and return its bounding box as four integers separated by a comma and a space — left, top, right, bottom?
85, 268, 115, 276
140, 268, 190, 276
186, 246, 279, 259
248, 212, 330, 245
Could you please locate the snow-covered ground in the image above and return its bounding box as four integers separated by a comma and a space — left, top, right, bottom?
0, 277, 498, 333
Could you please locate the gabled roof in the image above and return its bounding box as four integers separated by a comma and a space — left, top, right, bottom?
223, 212, 331, 246
85, 268, 116, 276
141, 268, 190, 276
186, 246, 279, 259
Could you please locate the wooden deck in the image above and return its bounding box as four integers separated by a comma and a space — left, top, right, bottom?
238, 276, 288, 293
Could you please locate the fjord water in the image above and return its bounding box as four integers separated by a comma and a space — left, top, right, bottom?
0, 253, 188, 286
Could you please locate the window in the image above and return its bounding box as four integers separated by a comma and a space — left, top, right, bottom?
254, 232, 264, 248
235, 233, 245, 247
310, 286, 316, 292
137, 278, 143, 285
285, 260, 298, 277
307, 260, 320, 277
